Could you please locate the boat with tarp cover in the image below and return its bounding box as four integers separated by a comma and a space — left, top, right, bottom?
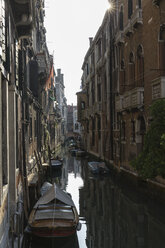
27, 182, 80, 237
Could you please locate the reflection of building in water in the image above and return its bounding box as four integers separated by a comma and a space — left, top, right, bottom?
60, 156, 83, 189
60, 157, 69, 190
80, 171, 165, 248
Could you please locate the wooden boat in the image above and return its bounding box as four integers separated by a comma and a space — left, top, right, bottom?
88, 161, 110, 175
51, 159, 63, 170
70, 149, 79, 156
28, 183, 80, 238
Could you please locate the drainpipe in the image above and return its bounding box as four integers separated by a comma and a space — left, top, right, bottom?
109, 13, 114, 162
21, 41, 29, 220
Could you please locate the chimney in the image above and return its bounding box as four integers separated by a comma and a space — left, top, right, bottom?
89, 37, 93, 47
57, 68, 61, 75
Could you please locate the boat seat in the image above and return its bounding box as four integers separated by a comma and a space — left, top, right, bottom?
34, 209, 74, 220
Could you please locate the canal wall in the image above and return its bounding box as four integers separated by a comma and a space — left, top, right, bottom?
87, 151, 165, 203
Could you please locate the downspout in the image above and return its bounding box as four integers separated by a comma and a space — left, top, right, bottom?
109, 13, 114, 162
21, 41, 29, 221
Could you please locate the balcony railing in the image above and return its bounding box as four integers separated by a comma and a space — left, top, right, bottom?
123, 8, 143, 37
10, 0, 33, 38
131, 8, 143, 28
123, 87, 144, 110
116, 87, 144, 111
152, 77, 165, 100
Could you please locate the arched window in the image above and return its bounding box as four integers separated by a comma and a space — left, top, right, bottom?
86, 119, 89, 133
97, 116, 101, 140
81, 101, 85, 110
91, 79, 95, 104
121, 59, 125, 70
92, 117, 95, 146
119, 6, 124, 31
128, 0, 133, 19
121, 121, 126, 140
137, 0, 141, 8
129, 52, 135, 88
131, 120, 136, 142
120, 59, 126, 93
137, 45, 144, 87
159, 25, 165, 74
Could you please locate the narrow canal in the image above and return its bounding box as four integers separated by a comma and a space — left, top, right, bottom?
30, 152, 165, 248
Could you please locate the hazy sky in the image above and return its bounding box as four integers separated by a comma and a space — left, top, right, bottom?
45, 0, 110, 105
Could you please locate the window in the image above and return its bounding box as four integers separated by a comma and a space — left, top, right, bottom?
128, 0, 133, 19
87, 86, 89, 107
137, 45, 144, 86
91, 79, 95, 104
120, 59, 126, 93
129, 52, 135, 87
86, 63, 89, 76
87, 120, 89, 133
81, 101, 85, 110
98, 116, 101, 140
97, 74, 101, 102
97, 84, 101, 102
121, 59, 125, 70
131, 120, 136, 142
121, 121, 126, 141
97, 39, 102, 61
104, 73, 107, 98
119, 6, 124, 31
159, 25, 165, 75
92, 118, 95, 146
75, 123, 79, 130
137, 0, 141, 8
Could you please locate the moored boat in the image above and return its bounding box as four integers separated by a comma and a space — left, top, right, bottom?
70, 149, 79, 156
88, 161, 110, 175
27, 183, 80, 238
76, 150, 86, 157
51, 159, 63, 170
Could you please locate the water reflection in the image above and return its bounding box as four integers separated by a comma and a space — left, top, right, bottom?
30, 234, 79, 248
30, 154, 165, 248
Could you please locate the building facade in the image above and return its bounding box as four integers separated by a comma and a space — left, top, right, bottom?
77, 12, 111, 159
0, 0, 59, 246
77, 0, 165, 169
55, 69, 67, 144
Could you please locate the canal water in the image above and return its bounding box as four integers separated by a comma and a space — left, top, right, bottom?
30, 152, 165, 248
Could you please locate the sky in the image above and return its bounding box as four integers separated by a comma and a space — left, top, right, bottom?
44, 0, 110, 105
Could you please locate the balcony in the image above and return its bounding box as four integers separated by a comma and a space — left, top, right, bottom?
115, 30, 124, 44
115, 95, 123, 112
123, 87, 144, 110
10, 0, 33, 38
131, 8, 143, 28
124, 20, 133, 37
152, 77, 165, 100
